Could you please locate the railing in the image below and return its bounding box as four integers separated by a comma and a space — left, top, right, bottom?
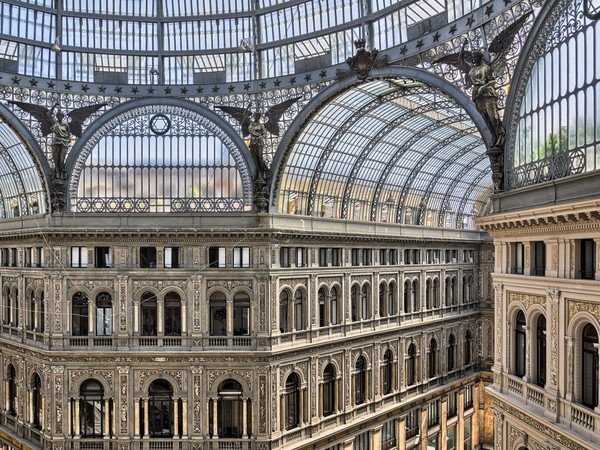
572, 404, 596, 431
94, 337, 113, 346
164, 338, 182, 346
232, 337, 251, 347
70, 337, 88, 347
208, 337, 228, 347
149, 441, 174, 450
507, 377, 523, 396
139, 337, 159, 347
526, 385, 544, 406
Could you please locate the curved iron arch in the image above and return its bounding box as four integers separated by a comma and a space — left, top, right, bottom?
271, 66, 493, 209
64, 97, 256, 210
0, 103, 52, 209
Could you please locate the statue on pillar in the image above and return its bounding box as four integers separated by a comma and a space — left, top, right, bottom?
8, 100, 106, 212
217, 97, 300, 212
433, 12, 532, 191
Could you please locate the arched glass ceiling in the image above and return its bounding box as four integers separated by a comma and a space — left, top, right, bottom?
0, 0, 497, 85
0, 115, 47, 218
275, 78, 492, 229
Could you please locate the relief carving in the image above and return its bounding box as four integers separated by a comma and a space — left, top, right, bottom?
508, 292, 546, 310
207, 280, 252, 291
568, 299, 600, 324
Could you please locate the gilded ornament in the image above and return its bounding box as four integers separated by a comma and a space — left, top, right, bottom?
568, 299, 600, 324
508, 292, 546, 310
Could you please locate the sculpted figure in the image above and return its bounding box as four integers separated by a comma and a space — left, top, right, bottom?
9, 100, 106, 180
217, 97, 300, 180
434, 11, 532, 148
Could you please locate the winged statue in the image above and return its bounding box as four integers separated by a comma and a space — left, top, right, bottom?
8, 100, 106, 180
434, 11, 532, 148
217, 97, 301, 180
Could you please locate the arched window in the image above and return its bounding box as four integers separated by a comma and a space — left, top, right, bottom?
164, 292, 181, 336
433, 279, 440, 308
445, 278, 451, 306
515, 311, 526, 377
403, 280, 411, 314
382, 350, 393, 395
95, 292, 112, 336
428, 339, 438, 378
279, 291, 289, 333
379, 283, 386, 317
388, 282, 395, 316
210, 292, 227, 336
7, 364, 16, 416
80, 379, 105, 437
330, 287, 338, 325
322, 364, 336, 417
3, 286, 10, 324
354, 357, 366, 405
285, 374, 300, 429
32, 373, 42, 429
318, 288, 326, 327
451, 277, 457, 305
351, 285, 359, 321
148, 379, 174, 437
294, 290, 304, 330
411, 280, 419, 312
536, 316, 546, 387
233, 292, 250, 336
465, 330, 473, 366
216, 379, 250, 438
72, 292, 89, 336
447, 334, 456, 372
406, 344, 416, 386
582, 324, 599, 408
425, 279, 432, 309
361, 285, 369, 320
27, 289, 34, 330
10, 287, 18, 326
35, 291, 45, 332
141, 292, 158, 336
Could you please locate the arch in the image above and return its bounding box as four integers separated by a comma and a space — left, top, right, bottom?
271, 67, 493, 227
209, 291, 227, 337
80, 378, 106, 437
382, 349, 393, 395
66, 97, 254, 213
7, 363, 17, 415
428, 338, 439, 378
31, 371, 42, 429
207, 373, 251, 397
0, 104, 50, 216
213, 378, 250, 438
148, 378, 175, 438
284, 373, 301, 429
140, 291, 158, 336
447, 333, 456, 372
322, 363, 336, 417
164, 291, 182, 337
353, 356, 367, 405
514, 310, 527, 378
582, 323, 599, 408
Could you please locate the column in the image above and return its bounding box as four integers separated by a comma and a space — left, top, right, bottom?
88, 300, 94, 335
226, 300, 233, 336
595, 344, 600, 414
33, 301, 39, 330
157, 299, 164, 334
420, 407, 427, 450
566, 336, 574, 400
74, 398, 81, 438
104, 399, 111, 439
242, 397, 248, 438
212, 398, 218, 438
337, 378, 343, 412
299, 387, 304, 425
371, 425, 382, 450
143, 398, 149, 438
133, 300, 140, 334
181, 399, 188, 437
173, 398, 179, 438
458, 390, 464, 448
280, 395, 285, 431
28, 390, 33, 424
41, 396, 45, 431
397, 416, 406, 450
134, 398, 140, 438
181, 301, 187, 334
524, 325, 531, 383
440, 398, 447, 450
4, 380, 8, 410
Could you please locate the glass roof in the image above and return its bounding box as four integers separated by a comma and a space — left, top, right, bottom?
0, 115, 47, 218
0, 0, 503, 87
274, 78, 492, 229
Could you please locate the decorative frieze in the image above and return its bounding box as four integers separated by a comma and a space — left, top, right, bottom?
508, 292, 546, 310
70, 369, 114, 391
68, 279, 114, 292
133, 279, 187, 294
207, 280, 252, 291
567, 299, 600, 324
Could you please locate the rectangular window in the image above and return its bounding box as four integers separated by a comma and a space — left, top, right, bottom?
447, 424, 457, 450
463, 416, 472, 450
464, 385, 473, 409
447, 391, 457, 418
296, 248, 305, 267
412, 249, 419, 264
406, 409, 419, 439
580, 239, 596, 279
351, 249, 359, 266
404, 249, 411, 264
427, 434, 439, 450
280, 247, 290, 267
233, 247, 250, 268
427, 400, 439, 427
37, 247, 44, 267
514, 242, 524, 274
71, 247, 88, 268
208, 247, 226, 268
389, 249, 397, 265
95, 247, 111, 268
380, 249, 387, 265
10, 248, 17, 267
426, 250, 432, 264
362, 249, 371, 266
433, 250, 440, 263
534, 241, 546, 276
1, 248, 8, 266
354, 431, 370, 450
319, 248, 328, 267
381, 419, 396, 450
164, 247, 180, 268
139, 247, 157, 268
332, 248, 340, 266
